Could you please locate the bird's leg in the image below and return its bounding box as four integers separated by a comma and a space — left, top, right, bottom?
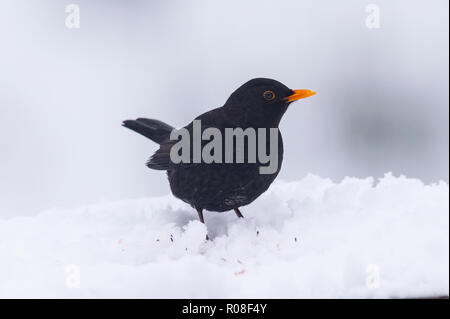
197, 209, 205, 223
234, 208, 244, 218
197, 209, 209, 240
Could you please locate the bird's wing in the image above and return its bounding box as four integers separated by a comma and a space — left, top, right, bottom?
146, 143, 173, 170
147, 107, 227, 170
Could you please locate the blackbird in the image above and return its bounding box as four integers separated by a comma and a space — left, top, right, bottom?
123, 78, 315, 230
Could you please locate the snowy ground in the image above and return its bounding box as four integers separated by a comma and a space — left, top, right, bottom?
0, 173, 448, 298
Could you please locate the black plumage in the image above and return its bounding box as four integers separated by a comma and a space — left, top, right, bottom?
123, 78, 315, 229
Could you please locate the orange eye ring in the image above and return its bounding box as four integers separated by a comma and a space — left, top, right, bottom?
263, 90, 275, 101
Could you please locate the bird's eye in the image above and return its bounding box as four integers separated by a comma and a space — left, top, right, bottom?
263, 90, 275, 101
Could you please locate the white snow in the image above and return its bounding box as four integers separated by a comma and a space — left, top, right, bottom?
0, 173, 448, 298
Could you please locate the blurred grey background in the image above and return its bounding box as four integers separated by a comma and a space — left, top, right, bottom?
0, 0, 448, 218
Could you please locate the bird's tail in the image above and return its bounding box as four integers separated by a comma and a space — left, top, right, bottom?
122, 118, 174, 144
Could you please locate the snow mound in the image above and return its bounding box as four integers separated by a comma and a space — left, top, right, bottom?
0, 173, 448, 298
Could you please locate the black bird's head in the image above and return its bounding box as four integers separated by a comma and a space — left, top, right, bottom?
224, 78, 315, 127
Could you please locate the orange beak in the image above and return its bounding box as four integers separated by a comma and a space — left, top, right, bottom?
284, 89, 316, 102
